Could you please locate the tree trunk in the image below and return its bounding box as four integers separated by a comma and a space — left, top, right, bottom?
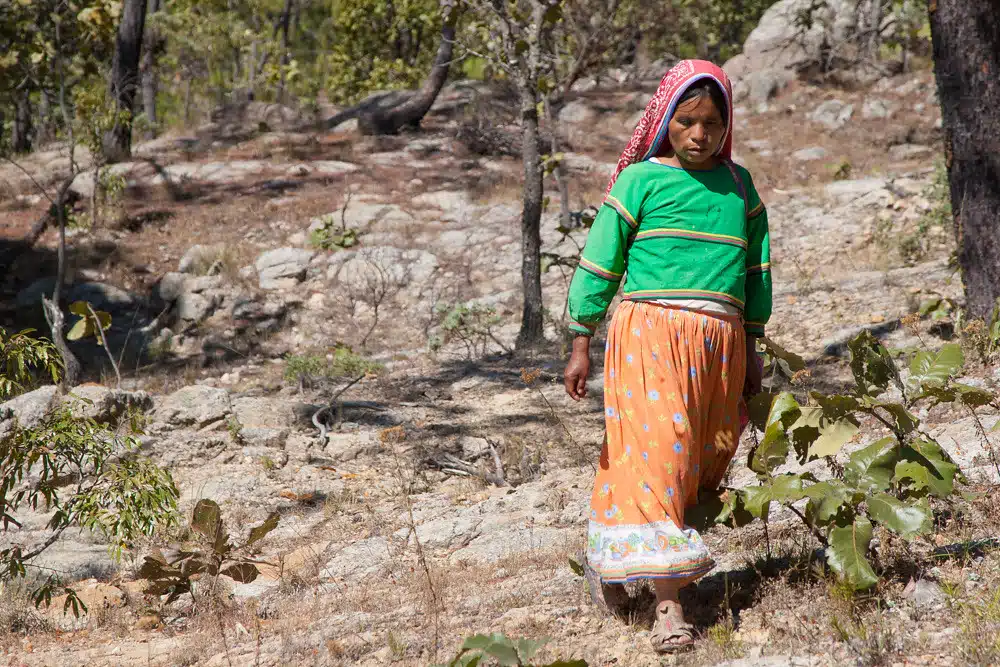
141, 0, 162, 139
103, 0, 148, 162
929, 0, 1000, 319
358, 1, 458, 135
516, 85, 545, 348
12, 90, 32, 153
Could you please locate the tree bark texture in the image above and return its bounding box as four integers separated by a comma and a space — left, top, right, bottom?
103, 0, 148, 162
358, 1, 458, 135
277, 0, 294, 103
929, 0, 1000, 319
12, 90, 32, 153
517, 93, 545, 348
141, 0, 162, 138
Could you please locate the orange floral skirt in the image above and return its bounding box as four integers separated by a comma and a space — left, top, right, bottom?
586, 301, 747, 583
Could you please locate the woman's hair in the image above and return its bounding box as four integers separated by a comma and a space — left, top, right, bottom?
675, 79, 728, 127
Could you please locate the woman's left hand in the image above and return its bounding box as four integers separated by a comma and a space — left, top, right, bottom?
744, 335, 763, 398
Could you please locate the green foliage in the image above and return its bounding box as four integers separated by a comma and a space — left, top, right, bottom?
430, 302, 507, 358
625, 0, 779, 63
284, 348, 383, 388
702, 333, 994, 591
309, 214, 359, 250
137, 499, 278, 604
2, 407, 179, 612
0, 330, 60, 399
65, 301, 112, 344
436, 633, 587, 667
324, 0, 442, 104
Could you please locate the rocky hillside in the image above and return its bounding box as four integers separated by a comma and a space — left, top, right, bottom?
1, 11, 999, 666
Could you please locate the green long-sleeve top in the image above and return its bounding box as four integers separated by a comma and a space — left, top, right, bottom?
567, 159, 772, 337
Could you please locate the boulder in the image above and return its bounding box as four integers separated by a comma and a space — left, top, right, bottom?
558, 100, 599, 125
178, 244, 225, 274
319, 537, 392, 581
809, 99, 854, 130
61, 385, 152, 422
726, 0, 861, 100
862, 97, 894, 120
792, 146, 829, 161
255, 248, 316, 290
0, 386, 59, 435
153, 385, 231, 426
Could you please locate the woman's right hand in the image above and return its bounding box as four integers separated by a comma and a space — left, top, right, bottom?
564, 336, 592, 401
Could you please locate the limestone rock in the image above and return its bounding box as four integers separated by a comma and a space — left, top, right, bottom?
792, 146, 829, 161
0, 385, 59, 432
319, 537, 392, 581
154, 385, 232, 426
61, 385, 152, 422
178, 244, 225, 274
255, 248, 316, 290
862, 97, 894, 120
558, 100, 599, 125
810, 99, 854, 130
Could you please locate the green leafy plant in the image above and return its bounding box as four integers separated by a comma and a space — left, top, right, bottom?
0, 329, 60, 399
2, 408, 179, 615
284, 348, 383, 389
309, 213, 359, 250
137, 499, 278, 604
430, 303, 508, 358
695, 332, 996, 591
436, 633, 586, 667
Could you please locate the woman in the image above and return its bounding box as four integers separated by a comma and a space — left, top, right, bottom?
563, 60, 771, 653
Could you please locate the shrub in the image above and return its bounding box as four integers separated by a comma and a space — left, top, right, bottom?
284, 348, 383, 388
693, 331, 998, 591
0, 330, 179, 615
430, 302, 508, 358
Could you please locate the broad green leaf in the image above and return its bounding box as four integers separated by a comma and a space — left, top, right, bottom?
567, 557, 585, 577
66, 317, 92, 341
220, 562, 258, 583
862, 398, 919, 435
69, 301, 91, 317
750, 392, 800, 474
804, 481, 855, 527
747, 391, 779, 432
769, 473, 814, 503
809, 417, 860, 459
484, 640, 520, 666
953, 384, 995, 408
826, 516, 878, 590
918, 296, 942, 316
809, 392, 861, 420
848, 331, 902, 397
247, 512, 279, 546
894, 461, 952, 498
191, 499, 222, 538
867, 493, 931, 540
741, 486, 772, 519
515, 638, 548, 661
894, 439, 961, 498
843, 437, 899, 492
461, 635, 493, 651
761, 336, 806, 372
909, 343, 963, 388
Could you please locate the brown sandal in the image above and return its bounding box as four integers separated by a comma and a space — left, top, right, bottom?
650, 601, 696, 654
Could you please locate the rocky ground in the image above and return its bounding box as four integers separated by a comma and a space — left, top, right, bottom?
2, 19, 1000, 667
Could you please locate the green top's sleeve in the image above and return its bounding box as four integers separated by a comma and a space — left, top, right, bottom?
743, 171, 772, 337
566, 171, 640, 336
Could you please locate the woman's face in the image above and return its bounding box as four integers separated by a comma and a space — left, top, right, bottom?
666, 94, 726, 166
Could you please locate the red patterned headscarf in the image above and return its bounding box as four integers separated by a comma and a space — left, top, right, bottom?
604, 59, 734, 199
